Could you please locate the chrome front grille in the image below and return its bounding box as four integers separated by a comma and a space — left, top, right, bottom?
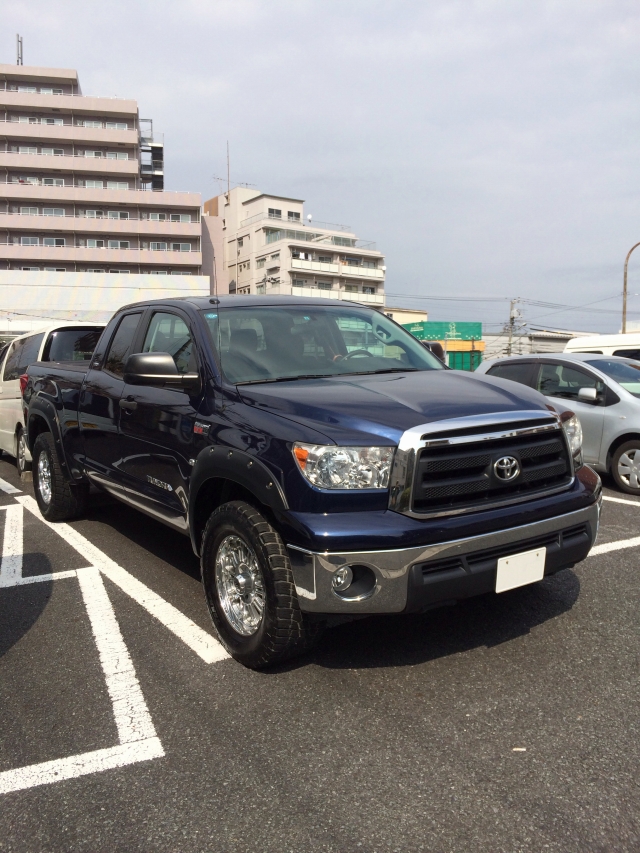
388, 411, 574, 518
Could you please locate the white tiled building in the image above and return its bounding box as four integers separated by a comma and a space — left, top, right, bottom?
202, 188, 385, 306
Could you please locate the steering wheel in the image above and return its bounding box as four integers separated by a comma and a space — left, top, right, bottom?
343, 349, 374, 360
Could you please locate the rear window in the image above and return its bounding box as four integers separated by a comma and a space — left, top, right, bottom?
487, 362, 533, 386
42, 328, 103, 362
612, 348, 640, 362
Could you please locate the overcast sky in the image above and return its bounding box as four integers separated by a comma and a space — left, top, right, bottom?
4, 0, 640, 332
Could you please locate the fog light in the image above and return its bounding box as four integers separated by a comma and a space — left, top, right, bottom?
331, 565, 353, 592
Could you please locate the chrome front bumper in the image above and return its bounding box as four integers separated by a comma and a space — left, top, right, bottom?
287, 501, 600, 614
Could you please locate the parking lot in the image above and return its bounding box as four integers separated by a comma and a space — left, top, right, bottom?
0, 456, 639, 853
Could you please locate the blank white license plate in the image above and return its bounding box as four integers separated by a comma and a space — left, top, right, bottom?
495, 547, 546, 593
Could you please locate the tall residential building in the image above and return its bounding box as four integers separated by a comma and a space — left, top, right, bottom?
0, 63, 202, 275
202, 188, 385, 306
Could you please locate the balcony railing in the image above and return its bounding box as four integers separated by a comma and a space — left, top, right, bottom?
259, 284, 384, 304
1, 179, 198, 196
2, 87, 135, 102
239, 211, 352, 232
264, 228, 376, 250
0, 211, 198, 223
1, 149, 134, 161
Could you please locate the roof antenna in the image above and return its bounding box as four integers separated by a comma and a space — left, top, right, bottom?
16, 34, 23, 66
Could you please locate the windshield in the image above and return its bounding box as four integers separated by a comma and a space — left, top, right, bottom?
586, 359, 640, 398
200, 304, 444, 384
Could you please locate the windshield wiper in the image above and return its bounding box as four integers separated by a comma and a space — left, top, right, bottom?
345, 367, 420, 376
236, 374, 334, 386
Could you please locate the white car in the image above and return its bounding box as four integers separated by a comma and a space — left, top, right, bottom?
0, 323, 104, 474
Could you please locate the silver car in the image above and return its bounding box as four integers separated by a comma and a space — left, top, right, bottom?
475, 353, 640, 495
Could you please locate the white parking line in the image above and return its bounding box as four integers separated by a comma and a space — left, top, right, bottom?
589, 536, 640, 557
0, 477, 20, 495
18, 495, 228, 664
603, 496, 640, 507
0, 504, 23, 588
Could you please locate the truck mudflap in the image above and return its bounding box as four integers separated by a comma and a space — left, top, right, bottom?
286, 501, 600, 614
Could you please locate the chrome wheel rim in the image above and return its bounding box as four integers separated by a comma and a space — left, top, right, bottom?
37, 452, 52, 505
17, 432, 26, 473
618, 447, 640, 491
215, 535, 265, 636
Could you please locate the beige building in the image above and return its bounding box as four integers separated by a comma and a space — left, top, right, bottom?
202, 187, 385, 306
0, 63, 202, 275
384, 306, 428, 325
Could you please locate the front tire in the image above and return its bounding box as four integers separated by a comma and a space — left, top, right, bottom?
611, 441, 640, 496
16, 427, 31, 475
201, 500, 322, 668
32, 432, 88, 521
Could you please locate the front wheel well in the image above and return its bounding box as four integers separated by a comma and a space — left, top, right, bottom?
27, 414, 51, 453
606, 433, 640, 470
192, 477, 279, 555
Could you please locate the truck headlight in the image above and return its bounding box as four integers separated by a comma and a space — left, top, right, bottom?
562, 414, 583, 462
293, 443, 394, 490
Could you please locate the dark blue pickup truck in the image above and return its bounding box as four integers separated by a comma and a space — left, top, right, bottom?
24, 296, 601, 667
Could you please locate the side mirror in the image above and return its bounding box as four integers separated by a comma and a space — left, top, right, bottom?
123, 352, 201, 393
422, 340, 446, 362
578, 387, 598, 402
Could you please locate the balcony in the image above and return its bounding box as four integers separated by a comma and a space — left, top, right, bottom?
239, 211, 353, 232
0, 90, 137, 117
0, 119, 138, 146
263, 284, 384, 305
0, 182, 201, 207
264, 229, 377, 251
0, 243, 202, 267
291, 258, 384, 279
0, 212, 201, 237
0, 151, 139, 176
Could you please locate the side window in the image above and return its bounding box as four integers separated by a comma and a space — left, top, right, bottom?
3, 340, 26, 382
613, 349, 640, 361
487, 362, 533, 386
104, 313, 142, 377
142, 312, 195, 374
17, 333, 45, 374
537, 363, 603, 401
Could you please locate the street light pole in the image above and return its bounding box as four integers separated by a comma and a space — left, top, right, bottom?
622, 241, 640, 333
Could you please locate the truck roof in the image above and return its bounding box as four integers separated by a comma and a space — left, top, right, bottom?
118, 294, 368, 311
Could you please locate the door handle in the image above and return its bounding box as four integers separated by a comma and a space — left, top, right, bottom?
119, 398, 138, 412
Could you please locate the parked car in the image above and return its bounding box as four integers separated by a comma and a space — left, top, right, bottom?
565, 332, 640, 361
24, 296, 600, 667
476, 352, 640, 494
0, 323, 104, 474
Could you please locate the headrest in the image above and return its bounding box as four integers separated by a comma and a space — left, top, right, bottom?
231, 328, 259, 352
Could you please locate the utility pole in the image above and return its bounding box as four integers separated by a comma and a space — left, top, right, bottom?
622, 241, 640, 333
506, 299, 518, 356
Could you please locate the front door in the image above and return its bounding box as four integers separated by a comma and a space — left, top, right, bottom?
534, 361, 606, 464
118, 310, 203, 528
79, 311, 144, 486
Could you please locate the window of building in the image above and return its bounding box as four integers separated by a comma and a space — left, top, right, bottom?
149, 212, 166, 221
41, 147, 64, 156
268, 208, 282, 219
107, 211, 129, 220
84, 180, 104, 189
42, 117, 63, 126
108, 240, 130, 250
20, 207, 38, 215
44, 267, 66, 272
84, 150, 102, 158
342, 256, 361, 266
87, 269, 105, 273
171, 243, 191, 252
39, 87, 63, 95
21, 236, 38, 246
43, 238, 66, 247
292, 279, 305, 288
43, 208, 64, 217
363, 286, 376, 295
237, 237, 244, 249
81, 120, 103, 129
149, 270, 168, 275
105, 122, 128, 130
85, 210, 104, 218
318, 255, 332, 264
106, 152, 128, 160
18, 146, 37, 155
109, 269, 130, 273
150, 242, 167, 251
362, 259, 377, 269
106, 181, 129, 190
18, 86, 37, 93
344, 284, 358, 293
21, 266, 40, 271
87, 239, 106, 248
171, 270, 191, 275
42, 178, 64, 186
170, 213, 191, 222
256, 258, 266, 269
270, 252, 280, 261
287, 211, 301, 221
317, 281, 333, 290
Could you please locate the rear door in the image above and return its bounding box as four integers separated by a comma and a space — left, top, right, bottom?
79, 311, 144, 486
532, 361, 605, 464
118, 309, 203, 527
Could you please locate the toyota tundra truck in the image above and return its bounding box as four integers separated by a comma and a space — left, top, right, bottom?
23, 296, 601, 668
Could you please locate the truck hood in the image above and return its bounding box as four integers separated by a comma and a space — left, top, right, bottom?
237, 370, 552, 445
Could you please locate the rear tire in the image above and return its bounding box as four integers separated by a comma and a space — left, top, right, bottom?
16, 427, 31, 475
201, 500, 323, 668
611, 441, 640, 496
32, 432, 88, 521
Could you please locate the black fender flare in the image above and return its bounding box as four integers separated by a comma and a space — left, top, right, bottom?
27, 395, 73, 482
188, 446, 289, 554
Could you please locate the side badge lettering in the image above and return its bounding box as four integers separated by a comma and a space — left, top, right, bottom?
194, 421, 211, 436
147, 475, 173, 492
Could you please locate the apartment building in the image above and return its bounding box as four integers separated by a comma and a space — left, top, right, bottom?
202, 187, 385, 306
0, 63, 202, 275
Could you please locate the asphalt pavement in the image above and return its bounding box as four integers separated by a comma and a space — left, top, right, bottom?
0, 455, 639, 853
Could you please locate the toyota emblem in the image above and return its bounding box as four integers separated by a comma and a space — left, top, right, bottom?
494, 455, 521, 481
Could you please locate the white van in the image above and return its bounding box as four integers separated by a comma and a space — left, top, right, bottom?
0, 323, 104, 474
565, 333, 640, 361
